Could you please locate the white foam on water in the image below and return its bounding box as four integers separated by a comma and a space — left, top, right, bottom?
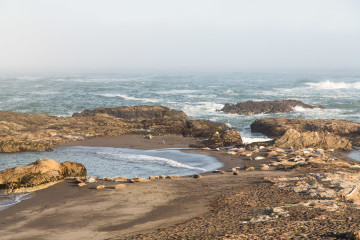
160, 89, 200, 94
305, 80, 360, 90
293, 106, 323, 112
97, 93, 160, 103
0, 193, 32, 211
181, 102, 225, 117
223, 89, 234, 95
97, 151, 207, 172
241, 136, 273, 144
187, 94, 216, 98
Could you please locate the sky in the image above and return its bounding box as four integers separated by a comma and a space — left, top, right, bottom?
0, 0, 360, 73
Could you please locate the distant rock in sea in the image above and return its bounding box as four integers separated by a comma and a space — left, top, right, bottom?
221, 100, 322, 115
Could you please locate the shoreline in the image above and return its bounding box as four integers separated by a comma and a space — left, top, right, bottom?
1, 135, 360, 239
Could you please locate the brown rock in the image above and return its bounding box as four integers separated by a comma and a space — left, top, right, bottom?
114, 184, 126, 190
193, 174, 202, 179
72, 105, 188, 121
0, 158, 86, 193
275, 129, 352, 150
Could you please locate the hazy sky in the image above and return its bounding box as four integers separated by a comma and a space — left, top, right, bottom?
1, 0, 360, 72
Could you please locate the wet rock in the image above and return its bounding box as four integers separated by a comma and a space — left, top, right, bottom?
221, 100, 320, 115
0, 158, 87, 193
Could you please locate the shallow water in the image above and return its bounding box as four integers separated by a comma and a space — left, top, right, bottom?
0, 146, 223, 178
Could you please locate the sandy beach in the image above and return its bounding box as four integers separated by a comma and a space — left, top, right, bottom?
1, 135, 360, 240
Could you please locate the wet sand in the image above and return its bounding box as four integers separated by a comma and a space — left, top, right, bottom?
1, 135, 359, 239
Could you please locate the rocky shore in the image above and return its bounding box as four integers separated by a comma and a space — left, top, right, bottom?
0, 106, 242, 153
1, 135, 360, 239
1, 104, 360, 239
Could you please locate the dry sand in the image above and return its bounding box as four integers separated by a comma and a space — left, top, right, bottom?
1, 135, 359, 239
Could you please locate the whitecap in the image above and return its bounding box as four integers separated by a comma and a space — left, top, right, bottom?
305, 80, 360, 90
241, 136, 273, 144
160, 89, 200, 94
97, 93, 160, 103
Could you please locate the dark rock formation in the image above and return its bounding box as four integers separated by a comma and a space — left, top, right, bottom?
0, 158, 86, 193
221, 100, 321, 115
251, 118, 360, 148
72, 105, 187, 121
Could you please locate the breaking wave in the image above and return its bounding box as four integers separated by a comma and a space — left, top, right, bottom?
305, 80, 360, 90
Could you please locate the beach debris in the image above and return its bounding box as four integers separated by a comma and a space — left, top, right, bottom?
260, 164, 269, 171
144, 134, 153, 139
245, 166, 255, 171
166, 175, 180, 179
114, 184, 126, 190
130, 177, 150, 183
86, 177, 97, 183
268, 151, 278, 158
193, 174, 202, 179
114, 176, 127, 182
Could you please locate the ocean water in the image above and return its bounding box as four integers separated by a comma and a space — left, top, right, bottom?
0, 146, 223, 178
0, 71, 359, 141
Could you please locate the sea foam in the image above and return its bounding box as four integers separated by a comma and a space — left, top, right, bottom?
306, 80, 360, 90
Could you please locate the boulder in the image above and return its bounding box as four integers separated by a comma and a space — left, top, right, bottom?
275, 129, 352, 150
221, 100, 321, 115
203, 130, 243, 149
0, 158, 86, 193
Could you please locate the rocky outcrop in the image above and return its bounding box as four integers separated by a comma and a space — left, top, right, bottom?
203, 130, 243, 149
0, 111, 141, 152
0, 158, 86, 193
221, 100, 321, 115
274, 129, 352, 150
251, 118, 360, 147
72, 105, 187, 121
0, 106, 243, 152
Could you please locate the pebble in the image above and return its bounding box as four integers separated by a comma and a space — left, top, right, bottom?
114, 184, 126, 190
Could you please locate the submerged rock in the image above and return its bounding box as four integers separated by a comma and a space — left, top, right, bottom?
221, 100, 321, 115
0, 158, 86, 193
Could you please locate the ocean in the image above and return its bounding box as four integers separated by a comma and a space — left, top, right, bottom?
1, 71, 359, 142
